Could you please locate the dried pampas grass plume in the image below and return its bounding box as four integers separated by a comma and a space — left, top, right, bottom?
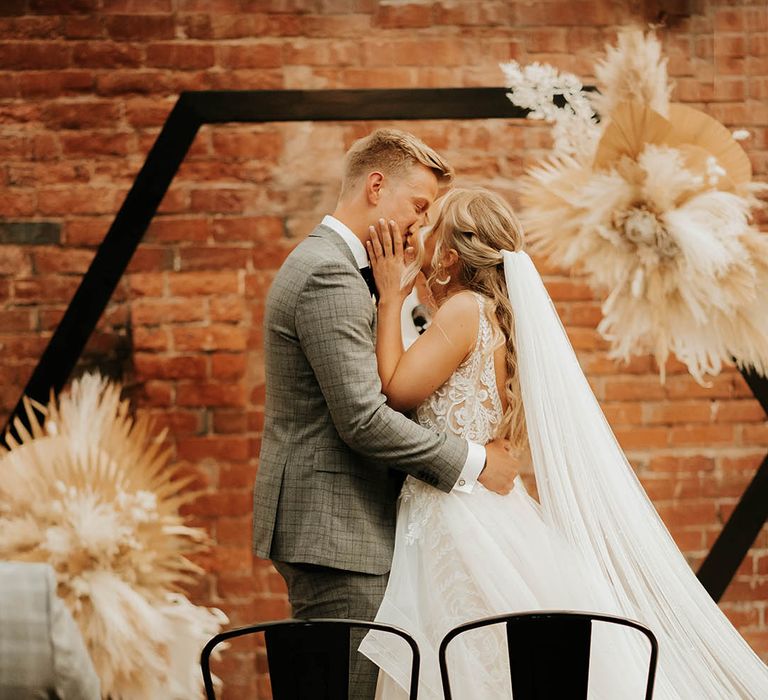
0, 373, 228, 699
505, 28, 768, 383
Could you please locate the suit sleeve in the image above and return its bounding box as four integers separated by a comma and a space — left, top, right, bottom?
295, 258, 466, 492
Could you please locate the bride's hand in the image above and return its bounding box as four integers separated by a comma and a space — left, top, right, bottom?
478, 439, 521, 495
366, 218, 413, 305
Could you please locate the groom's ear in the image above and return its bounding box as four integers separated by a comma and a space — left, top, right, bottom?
365, 171, 385, 205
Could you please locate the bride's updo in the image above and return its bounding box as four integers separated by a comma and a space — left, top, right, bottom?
427, 187, 528, 450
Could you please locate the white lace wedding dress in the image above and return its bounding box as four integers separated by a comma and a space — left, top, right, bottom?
358, 290, 768, 699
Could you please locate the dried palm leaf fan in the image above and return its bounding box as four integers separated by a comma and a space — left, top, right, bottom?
0, 374, 227, 699
505, 28, 768, 383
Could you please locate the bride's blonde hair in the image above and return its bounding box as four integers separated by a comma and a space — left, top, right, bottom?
427, 187, 528, 450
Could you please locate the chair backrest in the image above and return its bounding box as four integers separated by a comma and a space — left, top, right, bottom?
201, 618, 420, 700
438, 610, 658, 700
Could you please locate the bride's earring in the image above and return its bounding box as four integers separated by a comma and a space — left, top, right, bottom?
435, 272, 451, 285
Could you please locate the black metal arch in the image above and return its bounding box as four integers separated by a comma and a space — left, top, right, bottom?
2, 87, 766, 602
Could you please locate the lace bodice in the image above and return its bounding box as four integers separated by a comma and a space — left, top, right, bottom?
401, 292, 505, 545
415, 292, 504, 443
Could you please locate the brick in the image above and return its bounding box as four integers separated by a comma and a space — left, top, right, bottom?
602, 402, 642, 426
169, 271, 240, 296
179, 246, 251, 271
134, 353, 207, 381
251, 241, 292, 269
105, 14, 175, 40
216, 517, 254, 548
614, 427, 669, 450
646, 401, 713, 425
0, 309, 33, 332
715, 8, 745, 32
0, 190, 36, 217
190, 188, 251, 214
32, 247, 93, 274
173, 325, 247, 352
62, 15, 105, 38
656, 500, 718, 528
665, 375, 739, 400
132, 299, 206, 325
139, 379, 174, 406
0, 245, 32, 275
60, 132, 134, 157
188, 490, 253, 519
374, 4, 432, 29
216, 43, 282, 69
13, 276, 79, 304
211, 130, 283, 161
38, 187, 118, 215
141, 407, 201, 436
743, 424, 768, 445
715, 401, 766, 423
72, 40, 142, 67
177, 380, 246, 407
210, 297, 245, 323
216, 571, 258, 598
146, 217, 208, 243
126, 246, 174, 273
669, 424, 735, 446
604, 377, 666, 401
42, 101, 120, 129
146, 41, 215, 69
0, 221, 60, 245
720, 453, 765, 473
0, 42, 70, 70
212, 216, 283, 243
17, 70, 95, 96
102, 0, 173, 11
219, 463, 256, 489
127, 271, 165, 297
177, 436, 249, 460
211, 352, 247, 379
133, 326, 170, 351
649, 454, 715, 473
211, 407, 248, 434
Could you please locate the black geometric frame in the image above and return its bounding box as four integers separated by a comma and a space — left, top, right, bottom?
2, 87, 766, 602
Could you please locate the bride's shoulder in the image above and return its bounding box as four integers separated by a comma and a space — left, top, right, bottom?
433, 290, 481, 342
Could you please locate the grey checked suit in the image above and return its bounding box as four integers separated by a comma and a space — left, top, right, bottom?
0, 562, 100, 700
253, 224, 468, 575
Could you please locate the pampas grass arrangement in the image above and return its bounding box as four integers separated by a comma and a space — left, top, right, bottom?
0, 373, 228, 699
502, 29, 768, 384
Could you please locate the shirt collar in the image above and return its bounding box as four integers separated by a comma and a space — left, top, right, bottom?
321, 215, 369, 269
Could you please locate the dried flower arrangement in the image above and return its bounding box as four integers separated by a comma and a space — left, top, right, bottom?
502, 29, 768, 383
0, 373, 227, 699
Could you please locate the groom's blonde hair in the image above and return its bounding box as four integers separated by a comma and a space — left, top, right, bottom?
340, 128, 453, 197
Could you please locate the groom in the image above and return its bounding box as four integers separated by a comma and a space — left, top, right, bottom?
253, 128, 518, 697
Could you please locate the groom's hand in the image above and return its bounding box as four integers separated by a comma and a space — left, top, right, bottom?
478, 439, 520, 495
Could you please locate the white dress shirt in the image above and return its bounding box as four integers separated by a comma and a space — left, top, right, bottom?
320, 215, 485, 493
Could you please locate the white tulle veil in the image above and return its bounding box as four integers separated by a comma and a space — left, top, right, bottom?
502, 250, 768, 698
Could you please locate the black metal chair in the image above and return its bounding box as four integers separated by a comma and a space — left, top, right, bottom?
201, 617, 420, 699
438, 610, 658, 700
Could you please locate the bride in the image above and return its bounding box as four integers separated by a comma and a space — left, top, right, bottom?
357, 187, 768, 699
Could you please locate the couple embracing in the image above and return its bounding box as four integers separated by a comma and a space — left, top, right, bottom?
253, 129, 768, 698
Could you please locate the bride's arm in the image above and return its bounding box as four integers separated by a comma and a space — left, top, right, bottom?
368, 220, 478, 412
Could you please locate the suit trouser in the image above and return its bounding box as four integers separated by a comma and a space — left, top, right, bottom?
273, 560, 388, 700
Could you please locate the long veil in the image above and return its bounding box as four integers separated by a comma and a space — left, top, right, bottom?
502, 250, 768, 698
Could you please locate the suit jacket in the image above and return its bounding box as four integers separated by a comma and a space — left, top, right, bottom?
253, 224, 468, 574
0, 562, 100, 700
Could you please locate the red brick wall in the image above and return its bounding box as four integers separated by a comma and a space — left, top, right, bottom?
1, 1, 766, 696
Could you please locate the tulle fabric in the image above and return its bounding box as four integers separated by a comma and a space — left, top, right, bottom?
360, 251, 768, 698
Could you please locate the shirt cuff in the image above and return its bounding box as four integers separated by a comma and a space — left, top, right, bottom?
452, 442, 485, 493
